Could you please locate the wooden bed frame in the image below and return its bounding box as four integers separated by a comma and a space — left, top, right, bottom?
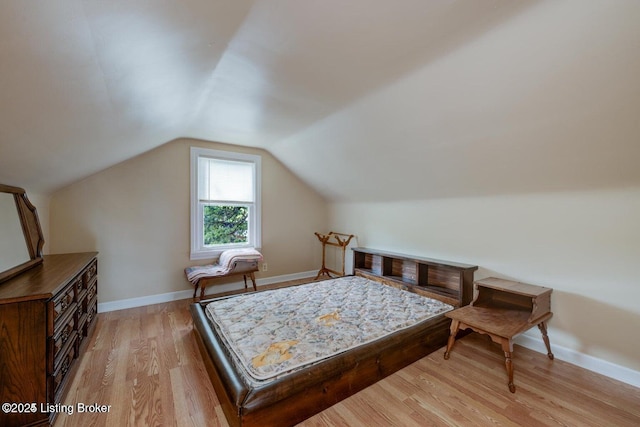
190, 249, 477, 427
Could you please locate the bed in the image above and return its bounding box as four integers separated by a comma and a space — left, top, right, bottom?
190, 263, 470, 427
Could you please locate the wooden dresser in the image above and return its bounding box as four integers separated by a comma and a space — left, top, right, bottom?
0, 252, 98, 426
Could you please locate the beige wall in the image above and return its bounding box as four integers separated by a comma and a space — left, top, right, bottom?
329, 187, 640, 372
49, 138, 327, 302
44, 136, 640, 375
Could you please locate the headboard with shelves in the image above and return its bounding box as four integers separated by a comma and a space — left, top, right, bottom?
353, 247, 478, 306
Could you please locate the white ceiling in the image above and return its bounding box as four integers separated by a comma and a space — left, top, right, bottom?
1, 1, 639, 200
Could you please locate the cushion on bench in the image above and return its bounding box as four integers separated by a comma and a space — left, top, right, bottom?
185, 248, 263, 285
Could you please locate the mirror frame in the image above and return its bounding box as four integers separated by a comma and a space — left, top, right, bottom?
0, 184, 45, 284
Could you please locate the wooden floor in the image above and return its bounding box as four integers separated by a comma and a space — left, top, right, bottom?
55, 296, 640, 427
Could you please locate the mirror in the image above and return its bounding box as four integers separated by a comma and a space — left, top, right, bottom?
0, 193, 30, 270
0, 184, 45, 283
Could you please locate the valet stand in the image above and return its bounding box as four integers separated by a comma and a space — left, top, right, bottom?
314, 231, 354, 280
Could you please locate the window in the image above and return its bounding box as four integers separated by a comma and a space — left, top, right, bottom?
190, 147, 261, 260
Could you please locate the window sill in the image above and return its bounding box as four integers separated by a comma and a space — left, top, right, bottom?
190, 245, 260, 261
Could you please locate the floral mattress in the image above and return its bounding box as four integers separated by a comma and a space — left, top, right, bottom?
204, 275, 453, 386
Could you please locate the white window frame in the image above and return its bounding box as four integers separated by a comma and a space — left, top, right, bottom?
190, 147, 261, 260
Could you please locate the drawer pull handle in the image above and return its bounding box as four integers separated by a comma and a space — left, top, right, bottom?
61, 357, 70, 376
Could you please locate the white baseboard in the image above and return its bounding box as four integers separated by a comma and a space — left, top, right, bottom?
97, 270, 318, 313
516, 334, 640, 389
97, 272, 640, 390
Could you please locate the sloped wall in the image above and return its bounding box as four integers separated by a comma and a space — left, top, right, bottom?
330, 187, 640, 373
272, 1, 640, 203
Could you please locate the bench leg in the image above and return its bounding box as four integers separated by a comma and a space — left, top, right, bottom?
249, 272, 257, 291
193, 284, 198, 299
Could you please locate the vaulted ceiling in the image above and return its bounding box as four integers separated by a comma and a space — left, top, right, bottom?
1, 1, 639, 201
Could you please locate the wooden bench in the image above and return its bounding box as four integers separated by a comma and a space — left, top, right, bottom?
185, 248, 262, 300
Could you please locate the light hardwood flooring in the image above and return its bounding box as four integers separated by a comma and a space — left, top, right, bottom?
55, 294, 640, 427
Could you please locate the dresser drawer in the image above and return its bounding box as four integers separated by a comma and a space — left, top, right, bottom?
86, 295, 98, 328
49, 334, 77, 403
76, 315, 87, 350
82, 260, 98, 290
50, 315, 76, 372
85, 280, 97, 309
53, 281, 77, 322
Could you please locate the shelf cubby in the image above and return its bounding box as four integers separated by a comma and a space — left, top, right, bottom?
353, 247, 478, 306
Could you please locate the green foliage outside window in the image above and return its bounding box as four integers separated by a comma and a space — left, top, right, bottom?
203, 205, 248, 245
